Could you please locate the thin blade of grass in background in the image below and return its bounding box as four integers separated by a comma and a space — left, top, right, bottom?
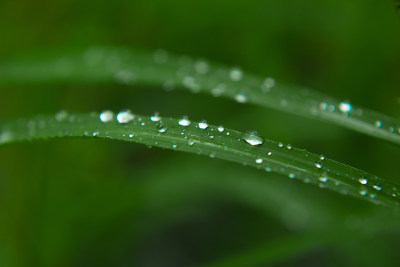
0, 47, 399, 145
1, 110, 399, 208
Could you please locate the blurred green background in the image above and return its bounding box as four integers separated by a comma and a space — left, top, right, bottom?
1, 0, 400, 266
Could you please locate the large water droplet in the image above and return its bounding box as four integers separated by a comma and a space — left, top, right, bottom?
242, 131, 264, 146
255, 158, 263, 164
358, 177, 368, 185
339, 102, 353, 113
315, 162, 322, 169
198, 120, 209, 129
229, 68, 243, 81
150, 112, 161, 122
99, 110, 114, 123
178, 116, 191, 126
217, 125, 224, 132
156, 123, 167, 133
117, 110, 135, 124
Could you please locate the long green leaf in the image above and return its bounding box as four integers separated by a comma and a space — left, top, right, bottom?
1, 111, 399, 208
0, 47, 399, 145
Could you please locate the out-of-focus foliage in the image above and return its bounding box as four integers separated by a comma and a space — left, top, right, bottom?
0, 0, 399, 266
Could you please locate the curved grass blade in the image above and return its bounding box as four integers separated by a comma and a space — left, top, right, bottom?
1, 111, 399, 208
0, 47, 399, 145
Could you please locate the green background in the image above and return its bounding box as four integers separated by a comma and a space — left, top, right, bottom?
0, 0, 400, 266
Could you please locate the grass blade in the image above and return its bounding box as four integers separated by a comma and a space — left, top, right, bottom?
1, 111, 399, 208
0, 47, 399, 145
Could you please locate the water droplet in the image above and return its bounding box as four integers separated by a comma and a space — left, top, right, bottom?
320, 155, 325, 160
150, 112, 161, 122
261, 77, 275, 92
242, 131, 264, 146
375, 120, 382, 128
255, 158, 263, 164
209, 153, 216, 158
267, 152, 272, 156
320, 102, 329, 111
92, 131, 99, 136
194, 60, 209, 74
178, 116, 191, 126
315, 162, 322, 169
339, 102, 353, 113
229, 68, 243, 81
217, 125, 224, 132
198, 120, 209, 129
286, 144, 292, 150
0, 131, 12, 144
289, 174, 295, 179
360, 190, 368, 196
55, 110, 68, 122
211, 83, 227, 97
153, 49, 168, 64
99, 110, 114, 123
129, 134, 134, 138
172, 144, 178, 148
117, 110, 135, 124
188, 139, 196, 146
373, 184, 382, 191
265, 167, 271, 172
182, 76, 201, 92
358, 177, 368, 185
328, 104, 336, 112
156, 123, 167, 133
235, 93, 247, 103
319, 176, 328, 183
278, 142, 284, 148
370, 194, 376, 199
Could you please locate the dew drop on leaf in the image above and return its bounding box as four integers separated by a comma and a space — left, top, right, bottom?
339, 102, 352, 113
229, 68, 243, 81
375, 120, 382, 128
156, 123, 167, 133
289, 174, 295, 179
150, 112, 161, 122
194, 60, 209, 74
217, 125, 224, 132
242, 131, 264, 146
117, 110, 135, 124
178, 116, 191, 126
319, 176, 328, 183
198, 120, 209, 129
99, 110, 114, 123
373, 184, 382, 191
358, 177, 368, 185
315, 162, 322, 169
261, 77, 275, 92
235, 93, 247, 103
255, 158, 263, 164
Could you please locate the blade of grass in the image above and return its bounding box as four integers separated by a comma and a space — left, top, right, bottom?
1, 111, 399, 208
0, 47, 399, 145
